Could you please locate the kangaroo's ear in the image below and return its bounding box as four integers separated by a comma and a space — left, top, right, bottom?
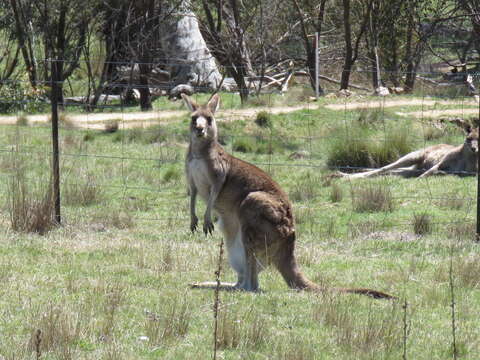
181, 94, 199, 112
207, 93, 220, 114
449, 118, 472, 133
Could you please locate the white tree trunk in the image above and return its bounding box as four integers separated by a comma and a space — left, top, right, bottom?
163, 3, 222, 91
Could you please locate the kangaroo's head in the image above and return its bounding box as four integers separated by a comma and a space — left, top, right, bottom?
449, 118, 478, 154
465, 126, 478, 154
182, 94, 220, 143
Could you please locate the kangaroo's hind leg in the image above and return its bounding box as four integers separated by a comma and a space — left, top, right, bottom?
190, 216, 243, 291
345, 150, 425, 179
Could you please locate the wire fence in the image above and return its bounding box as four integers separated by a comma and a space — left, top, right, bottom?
0, 60, 479, 238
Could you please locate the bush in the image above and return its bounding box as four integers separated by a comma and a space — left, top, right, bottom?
162, 166, 181, 183
232, 137, 256, 153
62, 175, 103, 207
7, 166, 57, 235
412, 212, 432, 236
255, 111, 272, 128
351, 184, 395, 213
0, 83, 49, 114
327, 126, 413, 171
357, 107, 383, 127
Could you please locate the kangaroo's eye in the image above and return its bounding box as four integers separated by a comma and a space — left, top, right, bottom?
206, 116, 212, 125
191, 116, 197, 123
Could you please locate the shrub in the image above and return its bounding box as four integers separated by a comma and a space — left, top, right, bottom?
357, 107, 383, 127
290, 172, 318, 202
329, 183, 343, 203
7, 167, 57, 235
83, 132, 95, 142
351, 184, 395, 213
0, 82, 49, 114
255, 111, 272, 128
232, 137, 256, 153
62, 175, 103, 206
327, 134, 372, 171
327, 126, 413, 171
412, 212, 432, 235
162, 166, 181, 183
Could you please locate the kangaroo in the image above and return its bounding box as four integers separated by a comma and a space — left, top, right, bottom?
183, 93, 393, 299
339, 119, 478, 179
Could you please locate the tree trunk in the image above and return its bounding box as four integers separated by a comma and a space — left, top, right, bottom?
340, 0, 353, 90
139, 62, 152, 110
165, 1, 222, 90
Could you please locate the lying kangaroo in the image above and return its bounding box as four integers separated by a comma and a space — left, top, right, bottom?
339, 119, 478, 179
183, 93, 393, 299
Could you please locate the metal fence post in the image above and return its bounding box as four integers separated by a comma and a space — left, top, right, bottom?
51, 59, 61, 224
477, 95, 480, 241
315, 32, 319, 99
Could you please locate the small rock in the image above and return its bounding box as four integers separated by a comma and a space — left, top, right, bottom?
374, 86, 390, 96
337, 89, 353, 97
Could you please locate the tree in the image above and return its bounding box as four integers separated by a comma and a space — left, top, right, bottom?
291, 0, 328, 94
198, 0, 257, 103
340, 0, 373, 90
10, 0, 91, 104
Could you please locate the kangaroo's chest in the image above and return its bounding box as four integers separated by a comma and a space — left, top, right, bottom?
188, 158, 212, 200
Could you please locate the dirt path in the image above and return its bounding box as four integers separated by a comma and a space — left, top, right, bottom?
396, 108, 480, 119
325, 98, 478, 110
0, 104, 317, 130
1, 97, 477, 130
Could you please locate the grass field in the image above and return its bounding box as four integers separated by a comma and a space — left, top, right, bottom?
0, 92, 479, 359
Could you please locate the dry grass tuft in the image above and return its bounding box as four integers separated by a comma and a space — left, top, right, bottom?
216, 307, 269, 350
330, 182, 343, 202
28, 304, 78, 359
99, 284, 125, 341
95, 210, 135, 230
144, 296, 192, 345
436, 191, 465, 210
290, 173, 318, 202
348, 220, 381, 238
446, 221, 475, 240
351, 184, 395, 213
63, 175, 103, 206
275, 339, 316, 360
7, 166, 57, 235
412, 212, 432, 236
313, 295, 401, 357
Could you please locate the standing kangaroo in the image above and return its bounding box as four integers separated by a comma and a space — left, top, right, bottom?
183, 94, 393, 299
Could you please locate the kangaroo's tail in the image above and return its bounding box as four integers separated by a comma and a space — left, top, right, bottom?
275, 235, 395, 300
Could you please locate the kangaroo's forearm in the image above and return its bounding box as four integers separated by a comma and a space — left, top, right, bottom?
190, 186, 197, 217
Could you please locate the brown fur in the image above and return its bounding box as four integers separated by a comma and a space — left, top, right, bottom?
183, 93, 394, 300
339, 119, 478, 179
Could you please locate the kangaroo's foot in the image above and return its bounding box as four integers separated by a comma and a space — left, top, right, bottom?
189, 281, 261, 292
189, 281, 238, 291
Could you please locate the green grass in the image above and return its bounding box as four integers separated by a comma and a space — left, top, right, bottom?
0, 95, 478, 359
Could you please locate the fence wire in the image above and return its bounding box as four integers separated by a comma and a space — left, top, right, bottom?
0, 62, 478, 238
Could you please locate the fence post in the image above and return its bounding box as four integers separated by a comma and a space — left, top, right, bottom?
50, 59, 61, 224
477, 96, 480, 241
315, 32, 319, 99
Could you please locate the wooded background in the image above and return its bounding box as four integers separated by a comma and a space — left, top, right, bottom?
2, 0, 480, 109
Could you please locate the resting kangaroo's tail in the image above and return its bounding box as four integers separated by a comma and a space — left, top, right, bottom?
275, 236, 395, 300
